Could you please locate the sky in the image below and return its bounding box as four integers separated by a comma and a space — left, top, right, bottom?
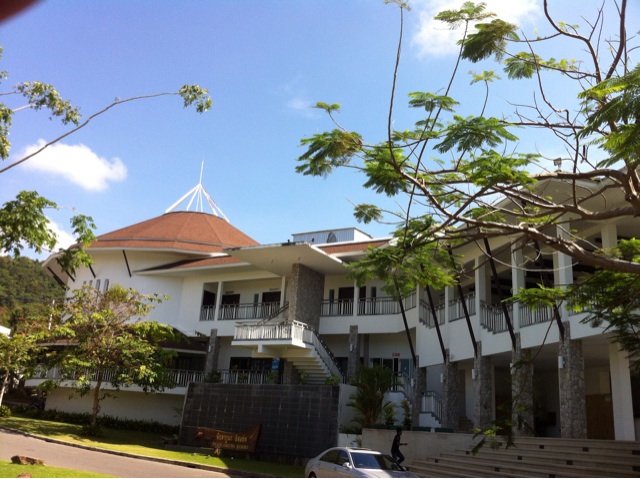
0, 0, 636, 258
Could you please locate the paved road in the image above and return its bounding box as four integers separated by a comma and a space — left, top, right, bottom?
0, 428, 230, 478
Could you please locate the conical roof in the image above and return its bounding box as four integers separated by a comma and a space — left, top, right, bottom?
91, 211, 259, 254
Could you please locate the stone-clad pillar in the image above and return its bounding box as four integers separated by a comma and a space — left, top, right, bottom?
558, 322, 587, 438
413, 364, 426, 427
512, 334, 534, 436
442, 350, 459, 430
347, 325, 360, 381
204, 328, 220, 376
473, 342, 493, 430
288, 263, 324, 330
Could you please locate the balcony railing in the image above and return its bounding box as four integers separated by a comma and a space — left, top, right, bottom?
448, 292, 476, 321
31, 366, 204, 388
419, 300, 446, 328
200, 301, 281, 321
519, 302, 554, 327
320, 292, 416, 317
208, 369, 280, 385
480, 301, 513, 333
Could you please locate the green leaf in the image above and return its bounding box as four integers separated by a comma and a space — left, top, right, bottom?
296, 129, 363, 176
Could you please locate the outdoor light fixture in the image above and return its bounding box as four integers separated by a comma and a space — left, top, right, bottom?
440, 373, 445, 383
553, 158, 563, 171
558, 355, 565, 369
471, 369, 478, 380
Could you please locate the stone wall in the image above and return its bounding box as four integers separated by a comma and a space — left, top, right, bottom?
179, 383, 340, 461
288, 263, 324, 330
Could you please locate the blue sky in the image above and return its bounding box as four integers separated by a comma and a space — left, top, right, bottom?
1, 0, 635, 257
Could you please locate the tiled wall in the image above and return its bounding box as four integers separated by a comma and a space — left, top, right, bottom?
180, 383, 340, 460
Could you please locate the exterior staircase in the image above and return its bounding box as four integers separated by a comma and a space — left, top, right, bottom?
408, 435, 640, 478
231, 318, 342, 384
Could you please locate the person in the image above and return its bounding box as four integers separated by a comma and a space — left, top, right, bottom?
391, 427, 407, 465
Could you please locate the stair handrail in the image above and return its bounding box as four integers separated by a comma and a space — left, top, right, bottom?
257, 302, 289, 325
421, 390, 443, 423
302, 325, 344, 382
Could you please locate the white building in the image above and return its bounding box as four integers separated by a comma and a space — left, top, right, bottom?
35, 185, 638, 442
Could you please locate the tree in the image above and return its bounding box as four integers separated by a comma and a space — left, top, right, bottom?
46, 284, 177, 434
0, 331, 37, 408
0, 45, 212, 274
295, 1, 640, 361
347, 364, 396, 430
297, 0, 637, 271
0, 255, 65, 328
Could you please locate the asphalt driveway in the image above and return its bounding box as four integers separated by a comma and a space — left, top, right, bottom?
0, 428, 230, 478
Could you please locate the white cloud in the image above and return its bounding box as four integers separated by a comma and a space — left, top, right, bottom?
47, 218, 77, 251
280, 75, 318, 119
19, 140, 127, 191
412, 0, 541, 58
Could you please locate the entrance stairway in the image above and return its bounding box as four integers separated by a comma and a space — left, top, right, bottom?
408, 436, 640, 477
231, 318, 343, 384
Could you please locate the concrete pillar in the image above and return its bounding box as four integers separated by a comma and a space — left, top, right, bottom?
555, 224, 574, 321
511, 244, 526, 331
473, 342, 493, 430
512, 334, 534, 436
442, 351, 459, 430
347, 325, 360, 381
558, 322, 587, 438
214, 282, 224, 321
609, 342, 635, 440
475, 257, 488, 312
204, 328, 220, 375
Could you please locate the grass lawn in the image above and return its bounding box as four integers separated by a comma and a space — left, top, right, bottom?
1, 415, 305, 478
0, 461, 114, 478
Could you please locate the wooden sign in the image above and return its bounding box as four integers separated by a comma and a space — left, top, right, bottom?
195, 424, 261, 452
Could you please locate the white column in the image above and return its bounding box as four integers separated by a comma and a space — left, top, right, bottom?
601, 223, 618, 249
609, 342, 636, 440
214, 281, 224, 321
353, 280, 359, 317
280, 276, 287, 307
555, 224, 574, 320
511, 243, 525, 332
475, 256, 487, 318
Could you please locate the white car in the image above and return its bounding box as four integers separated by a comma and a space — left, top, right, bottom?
304, 447, 420, 478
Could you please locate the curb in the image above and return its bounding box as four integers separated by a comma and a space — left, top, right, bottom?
0, 425, 271, 478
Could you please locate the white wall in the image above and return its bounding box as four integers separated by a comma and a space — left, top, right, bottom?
45, 387, 185, 426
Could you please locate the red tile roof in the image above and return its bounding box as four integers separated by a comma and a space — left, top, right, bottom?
91, 211, 259, 254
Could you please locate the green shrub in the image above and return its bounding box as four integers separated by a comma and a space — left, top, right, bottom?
13, 407, 179, 435
0, 405, 11, 418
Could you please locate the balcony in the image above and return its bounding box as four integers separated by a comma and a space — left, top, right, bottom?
320, 292, 417, 317
200, 301, 281, 321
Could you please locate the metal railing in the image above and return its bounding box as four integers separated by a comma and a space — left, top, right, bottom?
419, 300, 446, 327
519, 302, 554, 327
448, 292, 476, 321
207, 369, 280, 385
480, 301, 513, 333
320, 292, 416, 317
421, 391, 443, 422
30, 366, 204, 388
200, 301, 281, 321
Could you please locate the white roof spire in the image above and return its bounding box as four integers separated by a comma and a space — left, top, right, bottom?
165, 162, 229, 221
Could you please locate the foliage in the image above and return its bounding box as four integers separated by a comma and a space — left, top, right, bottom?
0, 255, 64, 328
295, 0, 640, 287
401, 398, 411, 428
514, 239, 640, 371
0, 331, 38, 408
347, 365, 395, 429
45, 284, 177, 431
0, 404, 10, 417
0, 45, 211, 274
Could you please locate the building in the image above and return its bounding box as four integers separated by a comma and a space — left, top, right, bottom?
33, 182, 639, 445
